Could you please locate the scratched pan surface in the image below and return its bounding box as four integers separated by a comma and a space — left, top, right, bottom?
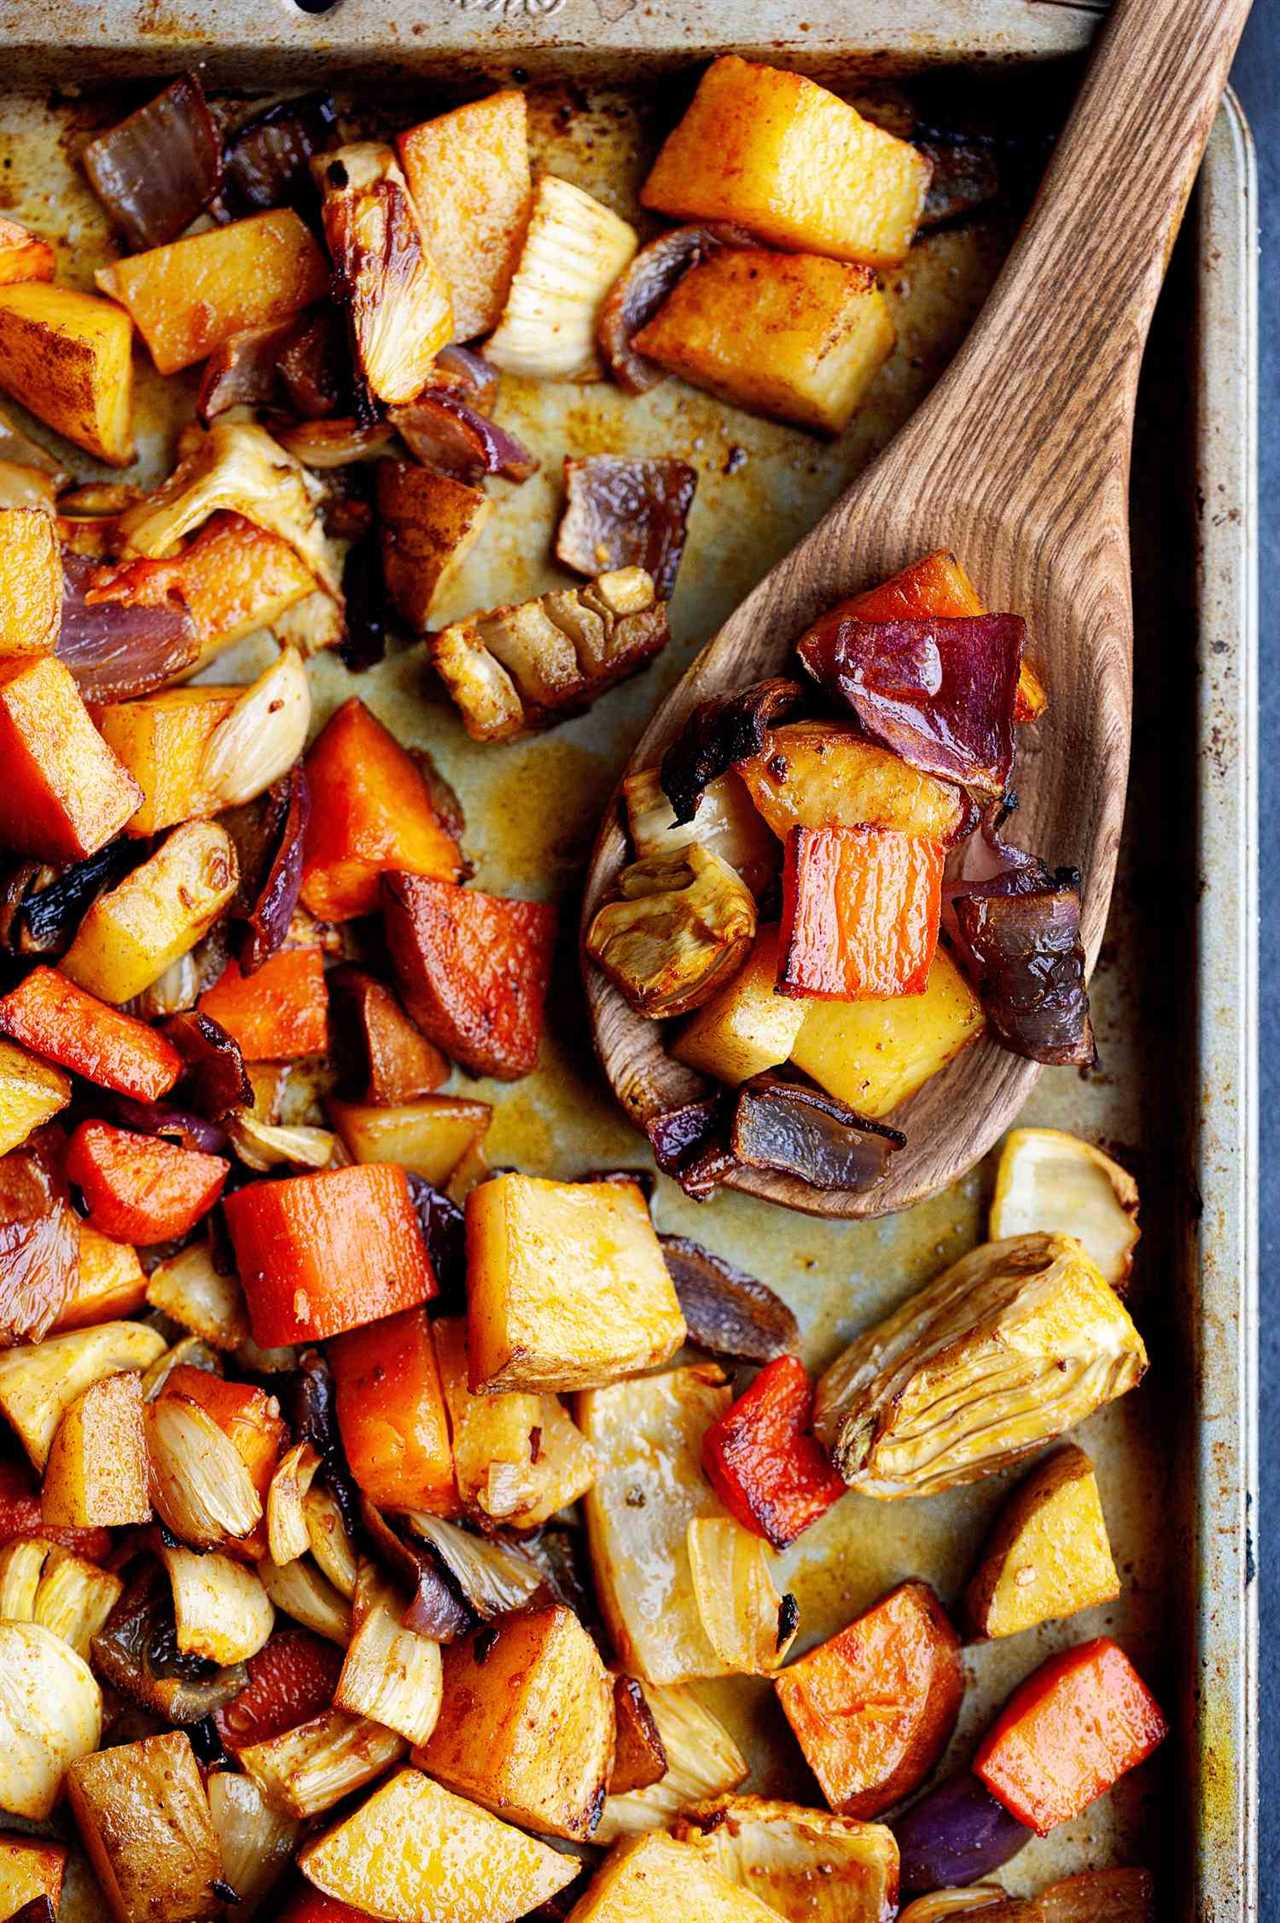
0, 19, 1255, 1919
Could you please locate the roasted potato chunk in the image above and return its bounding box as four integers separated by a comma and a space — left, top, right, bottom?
586, 846, 757, 1020
398, 91, 532, 343
68, 1729, 221, 1923
377, 459, 492, 630
328, 1095, 490, 1187
42, 1368, 150, 1529
52, 1227, 147, 1333
738, 722, 971, 843
0, 655, 143, 862
60, 819, 239, 1004
96, 685, 242, 835
633, 250, 896, 435
0, 1319, 165, 1470
0, 282, 134, 464
789, 946, 985, 1118
0, 1040, 70, 1158
568, 1833, 779, 1923
0, 505, 61, 655
0, 215, 55, 287
989, 1128, 1140, 1291
467, 1174, 685, 1394
0, 1833, 65, 1916
965, 1443, 1121, 1639
578, 1364, 732, 1686
416, 1604, 614, 1841
673, 1796, 899, 1923
640, 56, 930, 267
0, 1620, 101, 1820
673, 927, 807, 1085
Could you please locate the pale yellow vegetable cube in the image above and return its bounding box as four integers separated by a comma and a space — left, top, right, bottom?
0, 505, 61, 656
398, 91, 532, 342
964, 1443, 1121, 1639
0, 1831, 66, 1915
0, 1038, 69, 1155
789, 946, 984, 1118
96, 686, 241, 835
567, 1833, 779, 1923
672, 928, 805, 1085
0, 281, 134, 464
60, 818, 239, 1003
42, 1368, 150, 1529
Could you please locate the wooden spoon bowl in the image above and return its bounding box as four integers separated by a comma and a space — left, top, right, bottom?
581, 0, 1250, 1218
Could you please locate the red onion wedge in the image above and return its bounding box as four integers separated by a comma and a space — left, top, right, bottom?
659, 1234, 798, 1362
556, 456, 697, 601
161, 1012, 252, 1122
390, 392, 538, 486
197, 321, 298, 426
59, 552, 200, 702
598, 221, 759, 393
893, 1771, 1031, 1893
428, 345, 500, 409
221, 92, 338, 219
952, 878, 1095, 1068
731, 1074, 906, 1194
235, 767, 310, 974
82, 74, 223, 251
112, 1099, 229, 1156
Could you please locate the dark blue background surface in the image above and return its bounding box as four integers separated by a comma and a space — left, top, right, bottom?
1227, 8, 1273, 1912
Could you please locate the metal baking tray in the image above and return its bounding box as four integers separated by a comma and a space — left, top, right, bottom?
0, 12, 1256, 1919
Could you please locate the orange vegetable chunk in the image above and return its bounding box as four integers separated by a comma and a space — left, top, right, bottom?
224, 1162, 437, 1347
52, 1227, 147, 1331
330, 1306, 456, 1515
778, 826, 945, 1000
301, 698, 464, 922
701, 1355, 845, 1549
199, 947, 329, 1061
774, 1580, 964, 1818
973, 1636, 1167, 1835
66, 1121, 228, 1243
0, 214, 55, 286
0, 967, 182, 1102
397, 91, 531, 343
0, 656, 142, 861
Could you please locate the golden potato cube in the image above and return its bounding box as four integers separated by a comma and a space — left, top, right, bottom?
0, 1038, 69, 1156
96, 210, 329, 376
0, 655, 143, 862
466, 1174, 685, 1394
0, 1831, 66, 1915
299, 1766, 579, 1923
60, 818, 238, 1004
965, 1443, 1121, 1639
0, 505, 61, 655
398, 90, 532, 342
577, 1365, 732, 1687
416, 1603, 614, 1841
0, 281, 134, 464
96, 686, 241, 835
640, 56, 929, 268
738, 722, 971, 843
42, 1369, 150, 1529
377, 460, 492, 632
673, 1796, 899, 1923
633, 250, 895, 435
433, 1316, 596, 1528
328, 1096, 491, 1188
568, 1834, 779, 1923
53, 1227, 147, 1333
790, 946, 984, 1118
68, 1729, 222, 1923
672, 928, 806, 1086
0, 215, 55, 286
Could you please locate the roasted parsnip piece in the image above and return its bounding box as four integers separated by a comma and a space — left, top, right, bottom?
486, 174, 637, 381
964, 1444, 1120, 1639
586, 846, 757, 1020
673, 1796, 900, 1923
814, 1234, 1148, 1494
0, 1621, 101, 1819
989, 1129, 1140, 1291
789, 947, 985, 1119
41, 1369, 150, 1528
239, 1705, 406, 1820
398, 91, 532, 342
68, 1729, 221, 1923
60, 819, 239, 1004
0, 282, 134, 464
596, 1680, 747, 1842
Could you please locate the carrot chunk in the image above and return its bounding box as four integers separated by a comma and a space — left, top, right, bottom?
329, 1307, 457, 1515
215, 1627, 345, 1754
973, 1636, 1168, 1835
778, 825, 944, 1000
66, 1120, 227, 1243
301, 697, 465, 922
198, 947, 329, 1061
0, 966, 182, 1102
383, 872, 556, 1080
701, 1355, 845, 1549
224, 1162, 437, 1347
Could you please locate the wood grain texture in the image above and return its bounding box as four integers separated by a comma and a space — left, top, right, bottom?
581, 0, 1253, 1218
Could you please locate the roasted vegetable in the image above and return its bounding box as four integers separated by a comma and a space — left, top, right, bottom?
0, 656, 142, 861
398, 91, 531, 342
556, 456, 697, 601
240, 1705, 406, 1820
486, 174, 637, 381
659, 676, 802, 826
702, 1355, 844, 1548
222, 90, 338, 217
597, 220, 758, 394
658, 1234, 798, 1363
814, 1233, 1148, 1493
892, 1771, 1031, 1894
66, 1121, 228, 1242
0, 216, 54, 288
578, 1363, 731, 1686
405, 1508, 545, 1621
296, 1767, 580, 1922
467, 1173, 685, 1394
775, 1581, 964, 1819
432, 567, 670, 742
0, 1126, 78, 1344
328, 966, 448, 1104
0, 1620, 102, 1819
0, 1834, 65, 1917
789, 948, 985, 1119
0, 1318, 165, 1468
60, 820, 239, 1004
96, 685, 241, 835
376, 459, 492, 631
739, 722, 972, 845
328, 1306, 455, 1514
390, 390, 538, 486
0, 1539, 122, 1659
68, 1729, 221, 1923
674, 1795, 900, 1923
145, 1390, 263, 1550
0, 971, 181, 1103
42, 1368, 150, 1528
730, 1074, 905, 1194
623, 767, 777, 895
778, 825, 945, 1000
950, 865, 1094, 1069
146, 1240, 249, 1351
686, 1517, 795, 1673
672, 928, 807, 1085
334, 1563, 443, 1745
0, 283, 135, 464
416, 1603, 614, 1840
586, 846, 756, 1020
570, 1832, 777, 1923
199, 947, 329, 1062
609, 1675, 667, 1794
206, 1770, 300, 1917
0, 505, 60, 656
215, 1626, 345, 1751
159, 1541, 275, 1665
52, 1225, 147, 1332
328, 1095, 490, 1186
966, 1443, 1119, 1642
641, 56, 930, 267
989, 1129, 1140, 1290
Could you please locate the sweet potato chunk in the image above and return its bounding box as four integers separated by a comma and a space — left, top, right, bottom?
96, 685, 240, 834
398, 91, 531, 342
0, 507, 61, 656
42, 1368, 150, 1528
0, 1040, 69, 1157
328, 967, 449, 1105
383, 872, 555, 1081
965, 1444, 1120, 1639
0, 656, 142, 860
298, 1767, 579, 1923
416, 1604, 614, 1841
467, 1174, 685, 1394
633, 249, 895, 435
60, 820, 239, 1004
377, 460, 492, 631
0, 216, 55, 287
0, 1833, 65, 1916
673, 1796, 899, 1923
672, 928, 807, 1086
330, 1306, 456, 1514
96, 210, 329, 376
641, 57, 929, 268
738, 723, 970, 844
789, 946, 984, 1117
0, 282, 134, 464
198, 948, 329, 1061
68, 1730, 222, 1923
569, 1834, 779, 1923
774, 1581, 963, 1818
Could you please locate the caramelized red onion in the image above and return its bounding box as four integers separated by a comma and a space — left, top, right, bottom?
112, 1098, 228, 1156
338, 529, 388, 672
288, 1348, 362, 1546
952, 878, 1095, 1067
660, 677, 804, 825
361, 1499, 471, 1643
390, 393, 538, 486
556, 456, 697, 601
730, 1074, 906, 1194
278, 312, 349, 421
915, 128, 1002, 229
659, 1234, 798, 1362
429, 345, 500, 409
163, 1011, 253, 1121
232, 767, 310, 973
10, 839, 140, 956
892, 1771, 1031, 1893
405, 1511, 550, 1622
0, 1126, 77, 1344
598, 222, 759, 393
645, 1092, 730, 1187
59, 552, 200, 702
405, 1174, 466, 1308
221, 92, 338, 218
197, 321, 297, 426
796, 612, 1025, 797
82, 74, 223, 251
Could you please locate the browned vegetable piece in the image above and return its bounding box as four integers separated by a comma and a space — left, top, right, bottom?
91, 1565, 248, 1723
68, 1730, 222, 1923
0, 216, 54, 288
660, 676, 803, 826
390, 392, 538, 486
658, 1234, 798, 1363
0, 1833, 65, 1917
397, 91, 532, 343
238, 1706, 407, 1820
0, 507, 61, 657
0, 1126, 78, 1345
376, 459, 492, 631
964, 1444, 1120, 1639
569, 1833, 778, 1923
196, 318, 298, 425
674, 1796, 900, 1923
730, 1074, 906, 1195
42, 1369, 150, 1528
0, 284, 135, 465
610, 1674, 668, 1793
82, 75, 223, 252
0, 655, 143, 863
556, 457, 697, 601
414, 1604, 615, 1841
586, 846, 756, 1020
328, 965, 449, 1104
597, 221, 758, 393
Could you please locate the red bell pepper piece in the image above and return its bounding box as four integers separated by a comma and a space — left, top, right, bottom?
778, 825, 945, 1001
277, 1892, 377, 1923
214, 1627, 345, 1753
198, 946, 329, 1062
0, 965, 182, 1102
66, 1120, 227, 1243
701, 1354, 845, 1549
974, 1637, 1168, 1835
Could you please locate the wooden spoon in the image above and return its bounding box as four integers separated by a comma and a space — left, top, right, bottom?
580, 0, 1251, 1218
